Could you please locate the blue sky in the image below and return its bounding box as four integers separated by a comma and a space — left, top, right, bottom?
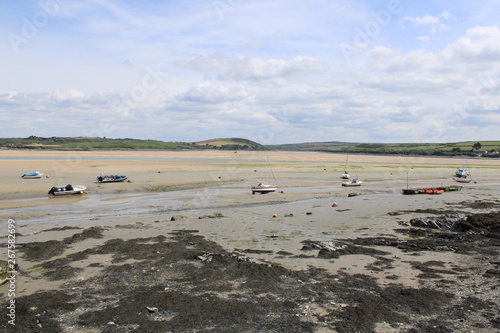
1, 0, 500, 144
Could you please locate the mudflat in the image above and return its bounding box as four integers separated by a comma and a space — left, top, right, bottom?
0, 150, 499, 332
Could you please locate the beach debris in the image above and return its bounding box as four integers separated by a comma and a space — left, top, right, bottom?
170, 215, 189, 221
301, 240, 347, 252
196, 252, 250, 263
198, 212, 224, 219
280, 190, 284, 193
332, 202, 338, 207
146, 306, 158, 313
306, 212, 312, 215
348, 192, 358, 197
284, 213, 294, 217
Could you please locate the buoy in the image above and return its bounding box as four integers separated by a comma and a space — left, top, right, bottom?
46, 175, 50, 178
332, 202, 338, 207
272, 214, 277, 218
127, 179, 131, 182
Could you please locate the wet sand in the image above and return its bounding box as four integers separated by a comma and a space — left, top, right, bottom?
0, 150, 499, 332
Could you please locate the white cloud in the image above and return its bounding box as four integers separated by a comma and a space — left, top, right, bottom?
51, 89, 86, 104
177, 55, 328, 82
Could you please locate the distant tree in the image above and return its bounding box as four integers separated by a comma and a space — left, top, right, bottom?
472, 142, 482, 150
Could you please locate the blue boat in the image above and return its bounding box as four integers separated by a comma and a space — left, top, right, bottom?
96, 174, 128, 183
22, 171, 43, 179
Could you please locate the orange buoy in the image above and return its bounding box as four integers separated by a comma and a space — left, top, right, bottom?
332, 202, 338, 207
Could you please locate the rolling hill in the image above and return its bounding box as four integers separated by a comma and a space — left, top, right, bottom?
0, 136, 498, 157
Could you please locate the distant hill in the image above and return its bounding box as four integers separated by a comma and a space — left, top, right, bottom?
0, 136, 199, 150
194, 138, 264, 150
0, 136, 263, 151
267, 141, 500, 157
0, 136, 498, 157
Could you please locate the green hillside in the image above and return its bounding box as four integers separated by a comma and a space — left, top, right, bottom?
0, 136, 262, 151
0, 136, 498, 157
267, 141, 500, 157
194, 138, 264, 150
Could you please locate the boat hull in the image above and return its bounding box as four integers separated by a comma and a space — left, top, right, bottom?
342, 179, 362, 187
453, 177, 472, 183
97, 175, 128, 183
251, 184, 277, 194
22, 172, 43, 179
402, 185, 462, 194
49, 185, 86, 196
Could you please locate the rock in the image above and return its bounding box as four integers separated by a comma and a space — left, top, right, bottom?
198, 213, 224, 219
170, 215, 189, 221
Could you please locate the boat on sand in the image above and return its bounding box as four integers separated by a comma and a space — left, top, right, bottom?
342, 178, 362, 187
97, 174, 128, 183
22, 171, 43, 179
48, 184, 86, 196
251, 183, 277, 194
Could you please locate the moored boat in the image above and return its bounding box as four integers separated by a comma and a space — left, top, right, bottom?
402, 185, 462, 194
455, 168, 469, 178
251, 183, 277, 194
22, 171, 43, 179
48, 184, 86, 196
342, 178, 362, 187
97, 174, 128, 183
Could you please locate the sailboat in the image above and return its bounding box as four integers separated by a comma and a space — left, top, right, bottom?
251, 154, 278, 194
341, 149, 350, 179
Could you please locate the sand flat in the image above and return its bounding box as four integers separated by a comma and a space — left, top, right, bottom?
0, 150, 499, 332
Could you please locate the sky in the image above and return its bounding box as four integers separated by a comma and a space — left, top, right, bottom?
1, 0, 500, 145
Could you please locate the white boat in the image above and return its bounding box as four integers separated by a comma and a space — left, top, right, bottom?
251, 183, 277, 194
342, 178, 362, 187
22, 171, 43, 179
48, 184, 86, 196
96, 174, 128, 183
341, 172, 350, 179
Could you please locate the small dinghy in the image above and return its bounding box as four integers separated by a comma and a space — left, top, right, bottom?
22, 171, 43, 179
48, 184, 86, 196
96, 174, 128, 183
251, 183, 277, 194
342, 178, 362, 187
